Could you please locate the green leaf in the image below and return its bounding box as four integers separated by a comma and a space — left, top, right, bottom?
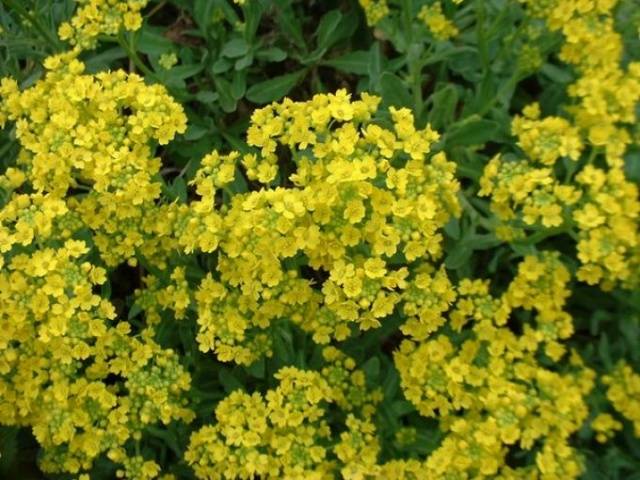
222, 38, 249, 58
323, 50, 370, 74
234, 52, 254, 70
303, 9, 356, 64
380, 72, 412, 108
195, 91, 219, 103
128, 303, 143, 320
316, 9, 343, 51
428, 84, 459, 129
137, 27, 173, 56
218, 368, 244, 393
145, 426, 181, 457
368, 43, 383, 91
172, 177, 188, 202
541, 63, 574, 84
165, 63, 204, 81
272, 324, 295, 365
470, 72, 497, 115
362, 357, 380, 381
212, 57, 232, 74
229, 167, 249, 194
445, 117, 502, 147
0, 427, 19, 472
242, 0, 264, 42
230, 71, 246, 100
255, 47, 287, 62
214, 77, 237, 112
382, 367, 400, 400
245, 69, 306, 104
84, 46, 127, 73
101, 279, 112, 299
445, 242, 473, 270
444, 217, 461, 240
194, 0, 216, 30
391, 400, 415, 417
215, 0, 241, 25
246, 357, 266, 379
274, 0, 306, 50
598, 333, 613, 369
625, 149, 640, 183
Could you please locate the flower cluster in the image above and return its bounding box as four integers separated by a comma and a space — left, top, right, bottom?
0, 52, 187, 268
479, 153, 581, 231
359, 0, 461, 39
183, 91, 460, 364
602, 361, 640, 437
418, 3, 459, 41
511, 103, 583, 166
0, 51, 192, 476
186, 349, 382, 479
394, 253, 594, 478
0, 241, 193, 475
359, 0, 390, 26
481, 0, 640, 288
58, 0, 149, 49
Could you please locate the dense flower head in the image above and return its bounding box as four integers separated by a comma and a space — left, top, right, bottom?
359, 0, 390, 26
418, 3, 459, 40
0, 53, 187, 269
479, 153, 581, 230
359, 0, 463, 31
0, 50, 192, 476
395, 253, 594, 478
184, 90, 461, 363
186, 354, 383, 479
512, 103, 583, 166
603, 362, 640, 437
480, 0, 640, 289
0, 242, 193, 475
58, 0, 149, 50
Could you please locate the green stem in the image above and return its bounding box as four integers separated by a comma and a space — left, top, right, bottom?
475, 0, 489, 72
456, 163, 480, 180
520, 226, 570, 245
145, 1, 167, 19
476, 69, 522, 117
485, 3, 509, 39
409, 56, 423, 120
459, 191, 493, 231
563, 158, 579, 183
2, 0, 62, 50
118, 31, 156, 79
401, 0, 414, 48
400, 0, 424, 119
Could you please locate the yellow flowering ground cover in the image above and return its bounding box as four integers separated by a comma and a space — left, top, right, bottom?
0, 0, 639, 479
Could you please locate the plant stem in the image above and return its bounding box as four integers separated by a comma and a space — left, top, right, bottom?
399, 0, 425, 119
459, 191, 493, 231
475, 0, 489, 72
118, 31, 156, 79
520, 226, 570, 245
476, 69, 522, 117
146, 1, 167, 19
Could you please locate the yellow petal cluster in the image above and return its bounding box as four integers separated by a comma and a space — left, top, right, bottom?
186, 350, 382, 479
58, 0, 149, 50
481, 0, 640, 288
185, 91, 460, 364
394, 253, 594, 479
